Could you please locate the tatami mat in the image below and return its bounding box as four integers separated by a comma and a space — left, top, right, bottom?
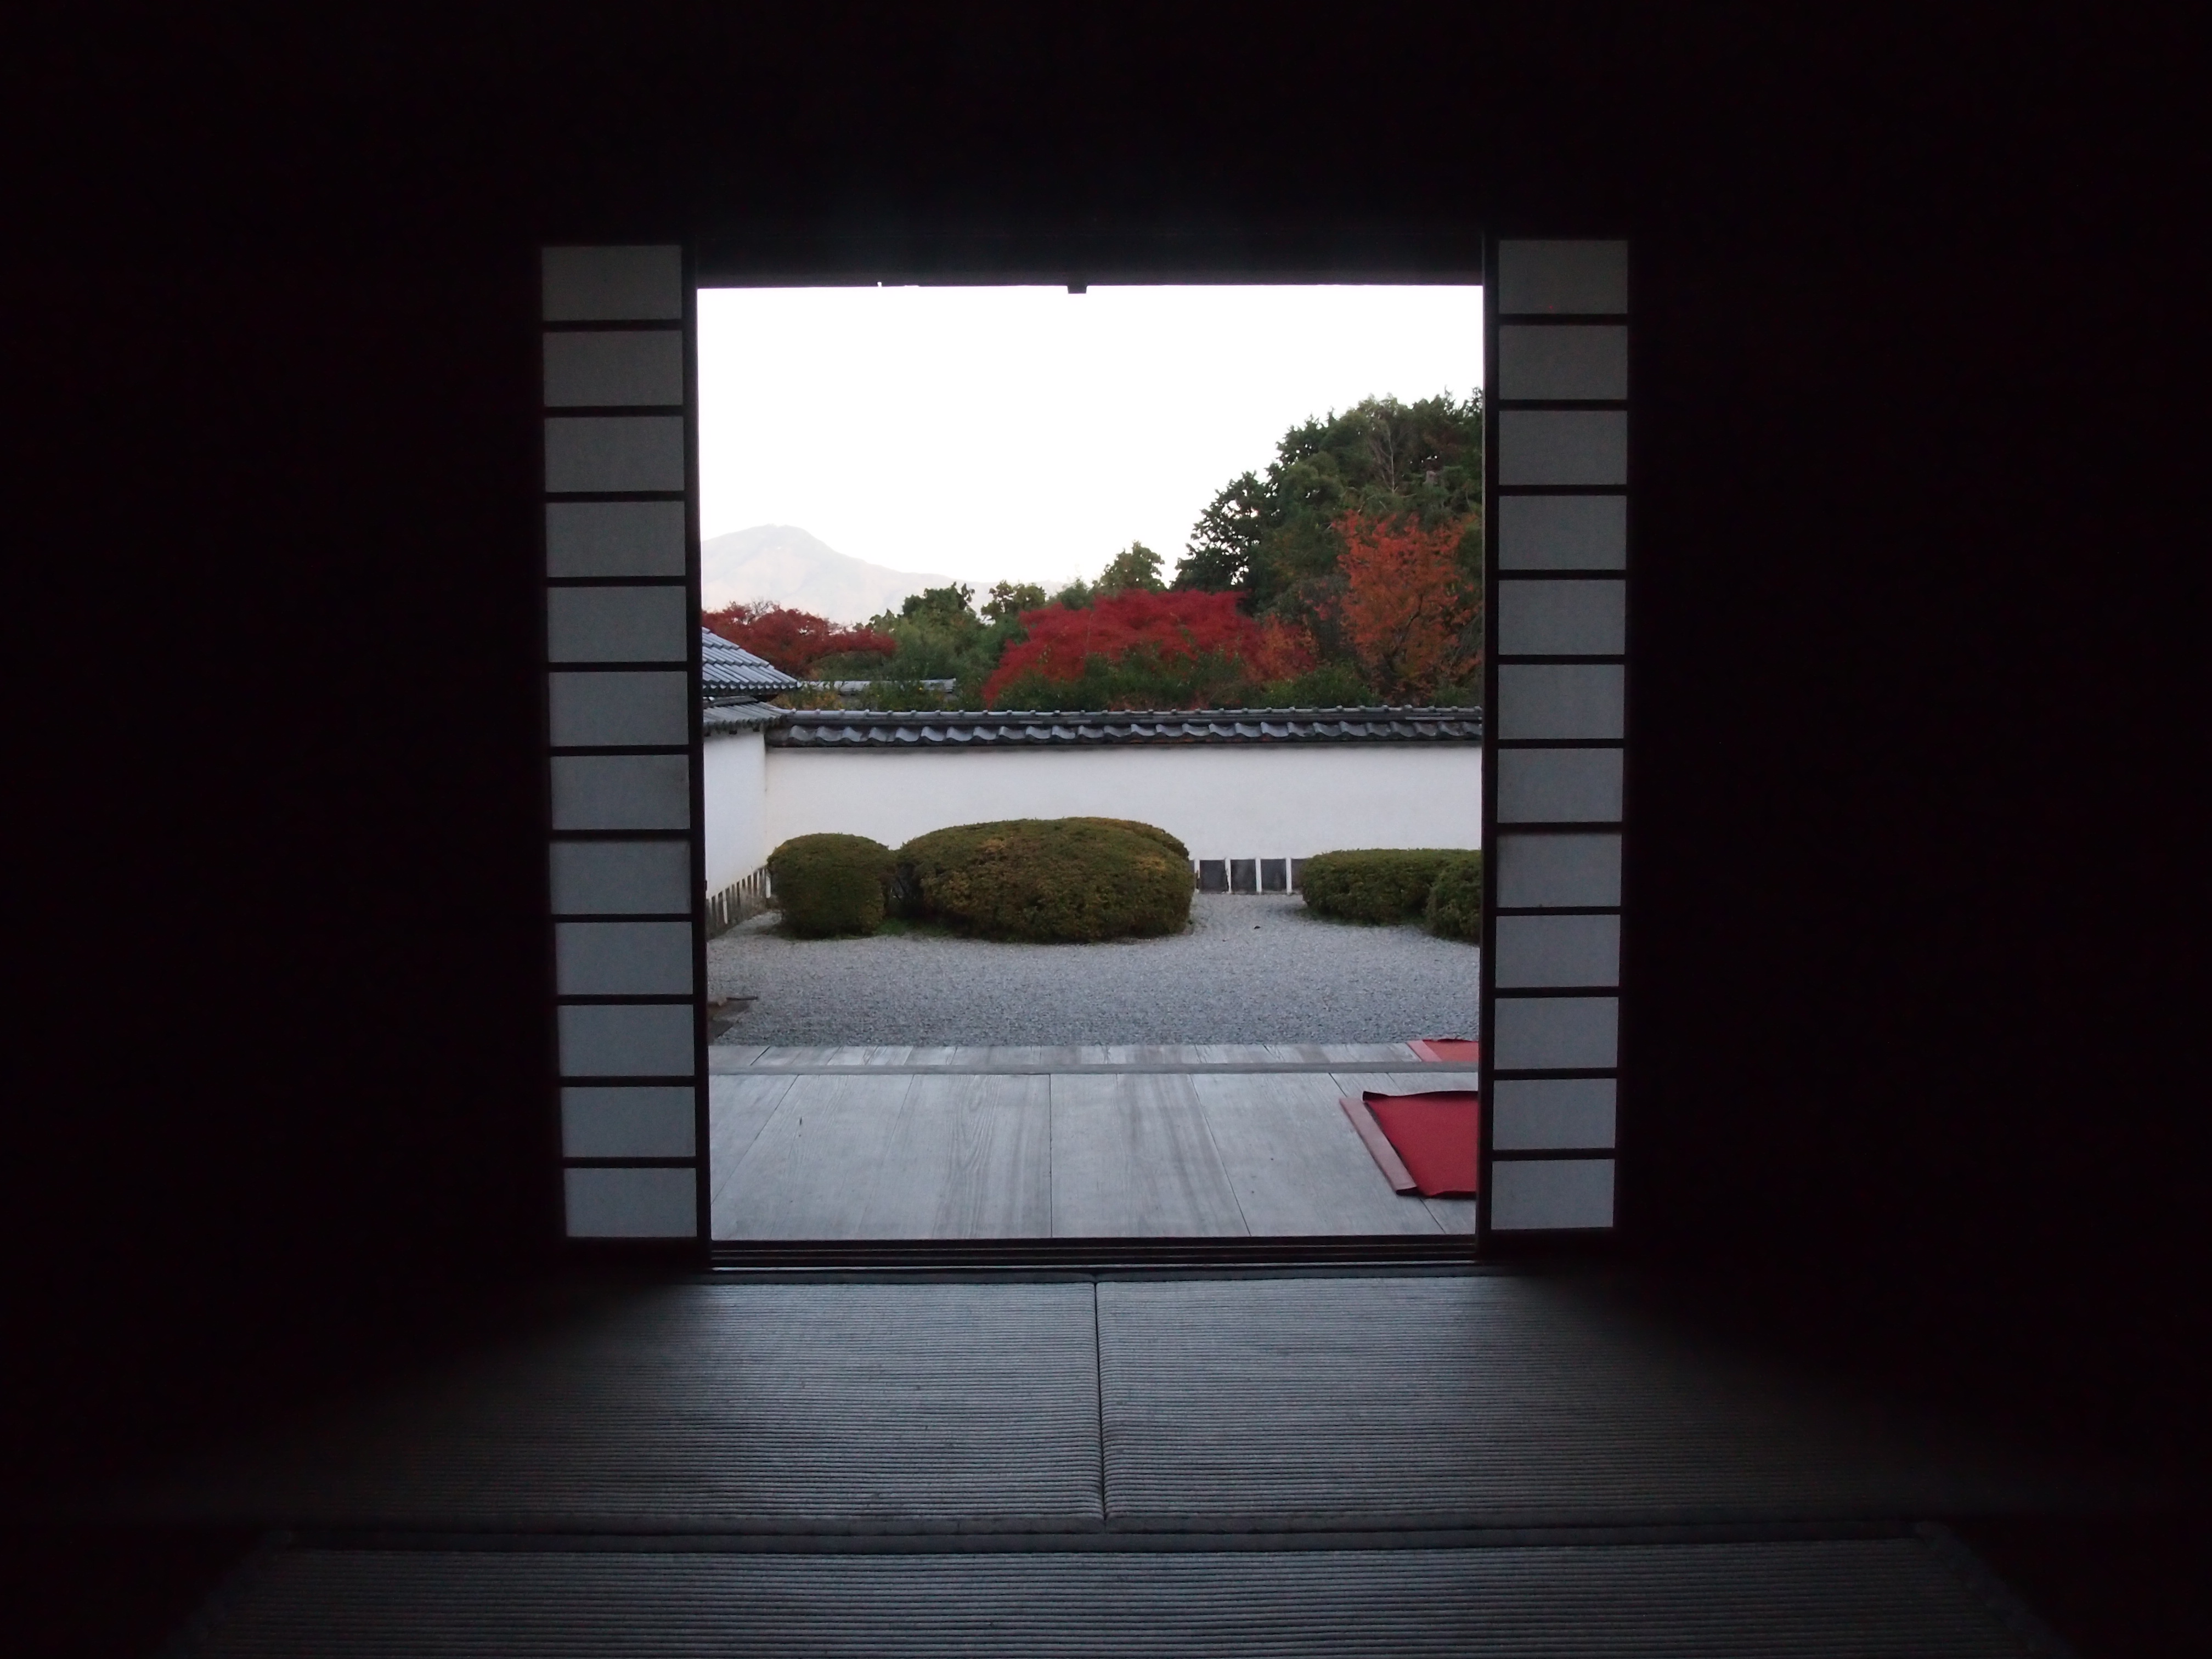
107, 1274, 2100, 1536
1097, 1276, 2085, 1526
110, 1284, 1102, 1529
178, 1536, 2040, 1658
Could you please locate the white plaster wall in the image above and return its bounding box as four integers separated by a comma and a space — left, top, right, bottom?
701, 729, 769, 894
761, 744, 1481, 862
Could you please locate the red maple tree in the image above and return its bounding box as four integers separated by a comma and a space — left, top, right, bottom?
981, 589, 1313, 708
1331, 512, 1476, 701
701, 603, 895, 679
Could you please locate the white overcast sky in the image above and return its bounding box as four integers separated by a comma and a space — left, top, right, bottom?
698, 285, 1481, 590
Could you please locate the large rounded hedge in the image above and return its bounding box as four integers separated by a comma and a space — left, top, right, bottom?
898, 817, 1192, 942
1071, 817, 1190, 861
1301, 849, 1465, 924
1423, 851, 1485, 943
766, 833, 893, 937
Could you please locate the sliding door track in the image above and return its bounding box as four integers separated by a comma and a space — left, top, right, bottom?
711, 1237, 1481, 1272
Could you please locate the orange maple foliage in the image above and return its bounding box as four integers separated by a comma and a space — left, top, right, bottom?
981, 589, 1314, 707
1331, 512, 1475, 701
1245, 616, 1322, 683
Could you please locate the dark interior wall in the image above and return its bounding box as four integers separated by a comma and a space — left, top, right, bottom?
1623, 225, 2208, 1463
8, 236, 558, 1479
6, 10, 2201, 1484
1575, 13, 2204, 1456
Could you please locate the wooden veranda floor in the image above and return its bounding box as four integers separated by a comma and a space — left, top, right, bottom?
708, 1043, 1479, 1240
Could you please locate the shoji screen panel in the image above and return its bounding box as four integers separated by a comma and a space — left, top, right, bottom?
1481, 239, 1629, 1239
540, 246, 706, 1245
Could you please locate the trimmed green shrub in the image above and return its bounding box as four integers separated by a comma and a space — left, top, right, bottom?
1300, 849, 1466, 924
1070, 817, 1190, 862
899, 818, 1192, 942
766, 833, 893, 937
1423, 851, 1484, 943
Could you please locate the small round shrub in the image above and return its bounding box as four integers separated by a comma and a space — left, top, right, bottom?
1301, 849, 1465, 924
899, 818, 1192, 942
1423, 851, 1484, 943
766, 833, 892, 937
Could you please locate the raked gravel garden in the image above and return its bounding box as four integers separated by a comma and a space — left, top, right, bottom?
706, 891, 1480, 1047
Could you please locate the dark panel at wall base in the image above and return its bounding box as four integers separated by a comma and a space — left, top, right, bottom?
0, 1527, 262, 1659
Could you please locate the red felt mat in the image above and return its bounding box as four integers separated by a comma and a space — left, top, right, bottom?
1359, 1090, 1480, 1197
1409, 1037, 1481, 1063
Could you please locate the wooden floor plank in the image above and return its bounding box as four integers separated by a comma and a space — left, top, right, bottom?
1361, 1070, 1482, 1096
1425, 1197, 1481, 1233
1193, 1073, 1443, 1236
716, 1073, 918, 1239
707, 1042, 769, 1070
722, 1046, 1457, 1076
708, 1074, 798, 1228
715, 1065, 1476, 1242
1111, 1045, 1175, 1066
1049, 1073, 1248, 1237
747, 1046, 822, 1068
1113, 1045, 1238, 1068
984, 1045, 1086, 1069
1339, 1073, 1483, 1234
862, 1073, 1053, 1238
806, 1045, 887, 1066
1323, 1042, 1424, 1063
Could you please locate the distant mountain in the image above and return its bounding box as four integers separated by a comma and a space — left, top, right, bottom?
701, 526, 953, 624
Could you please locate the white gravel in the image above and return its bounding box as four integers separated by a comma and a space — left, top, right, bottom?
706, 893, 1480, 1046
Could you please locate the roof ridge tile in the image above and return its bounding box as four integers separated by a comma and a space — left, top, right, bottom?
763, 704, 1480, 748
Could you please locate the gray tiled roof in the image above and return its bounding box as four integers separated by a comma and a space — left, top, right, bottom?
764, 707, 1481, 749
702, 700, 787, 737
702, 629, 801, 699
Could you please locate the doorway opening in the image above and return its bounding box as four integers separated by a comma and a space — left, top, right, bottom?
693, 281, 1486, 1254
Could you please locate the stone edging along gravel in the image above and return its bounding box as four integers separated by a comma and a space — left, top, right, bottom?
706, 892, 1481, 1047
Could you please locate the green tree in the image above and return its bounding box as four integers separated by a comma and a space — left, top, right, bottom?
832, 581, 1045, 707
840, 584, 990, 685
1096, 541, 1166, 596
1179, 471, 1272, 593
982, 580, 1046, 623
899, 583, 978, 624
1174, 393, 1484, 635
